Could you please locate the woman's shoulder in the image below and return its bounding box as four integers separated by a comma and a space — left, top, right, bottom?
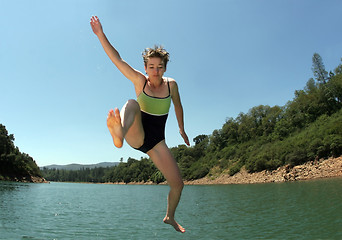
166, 77, 177, 86
134, 74, 147, 96
165, 77, 179, 96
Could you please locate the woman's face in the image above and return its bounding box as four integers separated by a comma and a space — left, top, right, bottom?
145, 57, 166, 81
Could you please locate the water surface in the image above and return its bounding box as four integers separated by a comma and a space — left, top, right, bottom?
1, 178, 341, 239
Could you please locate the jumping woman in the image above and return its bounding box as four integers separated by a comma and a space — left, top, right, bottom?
90, 16, 190, 233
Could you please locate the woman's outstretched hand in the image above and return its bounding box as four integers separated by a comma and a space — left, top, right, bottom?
180, 129, 190, 146
90, 16, 103, 35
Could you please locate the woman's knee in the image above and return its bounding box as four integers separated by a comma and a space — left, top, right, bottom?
121, 99, 141, 120
170, 179, 184, 192
125, 99, 140, 111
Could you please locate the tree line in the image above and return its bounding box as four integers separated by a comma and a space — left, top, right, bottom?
41, 157, 165, 183
0, 124, 42, 181
41, 53, 342, 183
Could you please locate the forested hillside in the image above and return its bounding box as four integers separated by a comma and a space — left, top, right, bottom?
172, 53, 342, 180
42, 53, 342, 183
0, 124, 44, 182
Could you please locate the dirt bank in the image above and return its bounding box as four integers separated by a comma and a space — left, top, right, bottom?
184, 156, 342, 185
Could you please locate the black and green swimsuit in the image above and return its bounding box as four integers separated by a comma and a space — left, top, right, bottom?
134, 79, 171, 153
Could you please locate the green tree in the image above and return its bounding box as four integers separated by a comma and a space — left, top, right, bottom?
193, 134, 208, 145
312, 53, 328, 84
327, 73, 342, 105
0, 124, 42, 181
334, 58, 342, 75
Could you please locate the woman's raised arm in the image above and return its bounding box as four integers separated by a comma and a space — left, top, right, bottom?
90, 16, 144, 86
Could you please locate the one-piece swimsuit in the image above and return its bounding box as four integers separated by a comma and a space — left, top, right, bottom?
134, 78, 171, 153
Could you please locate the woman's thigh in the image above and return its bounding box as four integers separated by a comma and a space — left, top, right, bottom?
120, 99, 145, 148
148, 141, 183, 186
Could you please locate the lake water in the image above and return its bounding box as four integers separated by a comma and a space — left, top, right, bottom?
0, 178, 341, 240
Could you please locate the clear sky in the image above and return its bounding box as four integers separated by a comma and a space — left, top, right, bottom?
1, 0, 341, 167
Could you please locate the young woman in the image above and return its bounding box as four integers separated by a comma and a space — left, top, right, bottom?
90, 16, 190, 233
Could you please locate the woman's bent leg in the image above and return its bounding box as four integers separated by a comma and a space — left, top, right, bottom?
148, 141, 185, 233
107, 108, 124, 148
107, 99, 144, 149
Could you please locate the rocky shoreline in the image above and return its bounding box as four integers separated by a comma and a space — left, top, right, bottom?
103, 156, 342, 186
3, 157, 341, 185
184, 156, 342, 185
0, 175, 49, 183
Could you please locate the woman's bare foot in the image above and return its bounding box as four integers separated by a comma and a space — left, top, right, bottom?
163, 216, 185, 233
107, 108, 123, 148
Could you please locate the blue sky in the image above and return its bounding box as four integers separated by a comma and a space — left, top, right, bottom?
1, 0, 341, 167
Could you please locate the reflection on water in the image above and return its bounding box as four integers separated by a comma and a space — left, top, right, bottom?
0, 181, 32, 191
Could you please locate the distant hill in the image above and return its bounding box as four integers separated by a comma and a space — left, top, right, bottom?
41, 162, 119, 171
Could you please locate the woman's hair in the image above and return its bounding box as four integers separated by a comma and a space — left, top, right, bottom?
142, 45, 170, 68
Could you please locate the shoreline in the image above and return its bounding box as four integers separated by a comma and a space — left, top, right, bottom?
0, 176, 48, 184
103, 156, 342, 185
28, 156, 342, 185
184, 156, 342, 185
